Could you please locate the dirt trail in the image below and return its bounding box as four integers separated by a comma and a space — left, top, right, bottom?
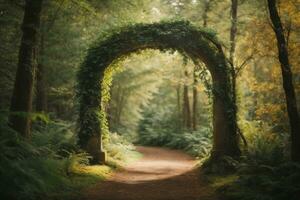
83, 146, 217, 200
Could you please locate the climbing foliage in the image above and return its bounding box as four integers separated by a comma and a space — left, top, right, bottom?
77, 20, 234, 148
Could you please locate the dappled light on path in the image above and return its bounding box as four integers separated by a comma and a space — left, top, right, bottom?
111, 146, 197, 184
83, 146, 217, 200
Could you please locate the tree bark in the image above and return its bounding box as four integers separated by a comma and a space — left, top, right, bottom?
36, 1, 63, 112
9, 0, 43, 138
192, 0, 211, 131
229, 0, 248, 147
229, 0, 238, 112
202, 0, 210, 27
176, 83, 182, 129
36, 30, 47, 112
229, 0, 238, 65
267, 0, 300, 162
192, 69, 198, 131
183, 70, 192, 130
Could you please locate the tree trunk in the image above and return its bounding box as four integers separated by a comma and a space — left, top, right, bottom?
229, 0, 238, 65
36, 30, 47, 112
116, 89, 125, 126
183, 70, 192, 130
229, 0, 248, 147
202, 0, 210, 27
176, 84, 182, 129
107, 89, 113, 129
192, 0, 211, 131
229, 0, 238, 110
9, 0, 43, 138
192, 69, 198, 131
267, 0, 300, 162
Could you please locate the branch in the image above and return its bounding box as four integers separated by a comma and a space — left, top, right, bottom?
238, 127, 248, 148
69, 0, 98, 15
264, 0, 276, 31
235, 54, 254, 76
45, 0, 65, 32
285, 18, 292, 48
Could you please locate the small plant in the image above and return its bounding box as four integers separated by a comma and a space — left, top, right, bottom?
105, 132, 141, 167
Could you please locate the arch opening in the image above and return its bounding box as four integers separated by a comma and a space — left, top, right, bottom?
77, 21, 240, 163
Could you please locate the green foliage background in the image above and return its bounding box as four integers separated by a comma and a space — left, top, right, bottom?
1, 0, 300, 200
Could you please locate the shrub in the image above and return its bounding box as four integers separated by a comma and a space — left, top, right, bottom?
214, 126, 299, 200
105, 132, 141, 167
138, 126, 212, 158
0, 116, 110, 200
218, 162, 300, 200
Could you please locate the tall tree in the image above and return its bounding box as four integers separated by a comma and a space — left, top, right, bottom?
229, 0, 248, 147
229, 0, 239, 141
9, 0, 43, 137
183, 69, 192, 129
229, 0, 238, 125
202, 0, 210, 27
36, 30, 47, 112
192, 0, 211, 131
229, 0, 238, 66
192, 67, 198, 131
36, 0, 65, 112
267, 0, 300, 162
176, 83, 182, 129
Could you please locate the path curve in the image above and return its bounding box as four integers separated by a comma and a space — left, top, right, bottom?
83, 146, 217, 200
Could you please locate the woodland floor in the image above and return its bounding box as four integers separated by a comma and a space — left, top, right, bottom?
82, 146, 218, 200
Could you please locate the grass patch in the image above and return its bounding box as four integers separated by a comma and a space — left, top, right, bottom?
208, 175, 239, 188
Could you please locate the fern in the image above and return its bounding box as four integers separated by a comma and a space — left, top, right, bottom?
137, 126, 212, 158
0, 115, 101, 200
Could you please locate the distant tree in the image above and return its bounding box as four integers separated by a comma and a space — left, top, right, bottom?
267, 0, 300, 162
193, 0, 211, 131
183, 70, 192, 130
9, 0, 43, 137
228, 0, 249, 147
36, 30, 47, 112
36, 0, 64, 112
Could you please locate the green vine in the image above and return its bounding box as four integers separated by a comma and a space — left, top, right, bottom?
76, 20, 237, 153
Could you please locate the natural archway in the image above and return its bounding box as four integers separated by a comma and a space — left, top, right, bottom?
77, 21, 240, 163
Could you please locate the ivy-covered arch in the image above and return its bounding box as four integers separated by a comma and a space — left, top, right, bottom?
77, 21, 240, 163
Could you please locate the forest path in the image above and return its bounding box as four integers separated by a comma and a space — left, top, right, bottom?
83, 146, 218, 200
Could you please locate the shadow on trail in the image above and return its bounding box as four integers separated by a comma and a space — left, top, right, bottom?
82, 146, 217, 200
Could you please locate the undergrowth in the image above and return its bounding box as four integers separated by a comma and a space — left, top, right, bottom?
105, 132, 141, 167
138, 126, 212, 158
208, 125, 300, 200
0, 113, 136, 200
